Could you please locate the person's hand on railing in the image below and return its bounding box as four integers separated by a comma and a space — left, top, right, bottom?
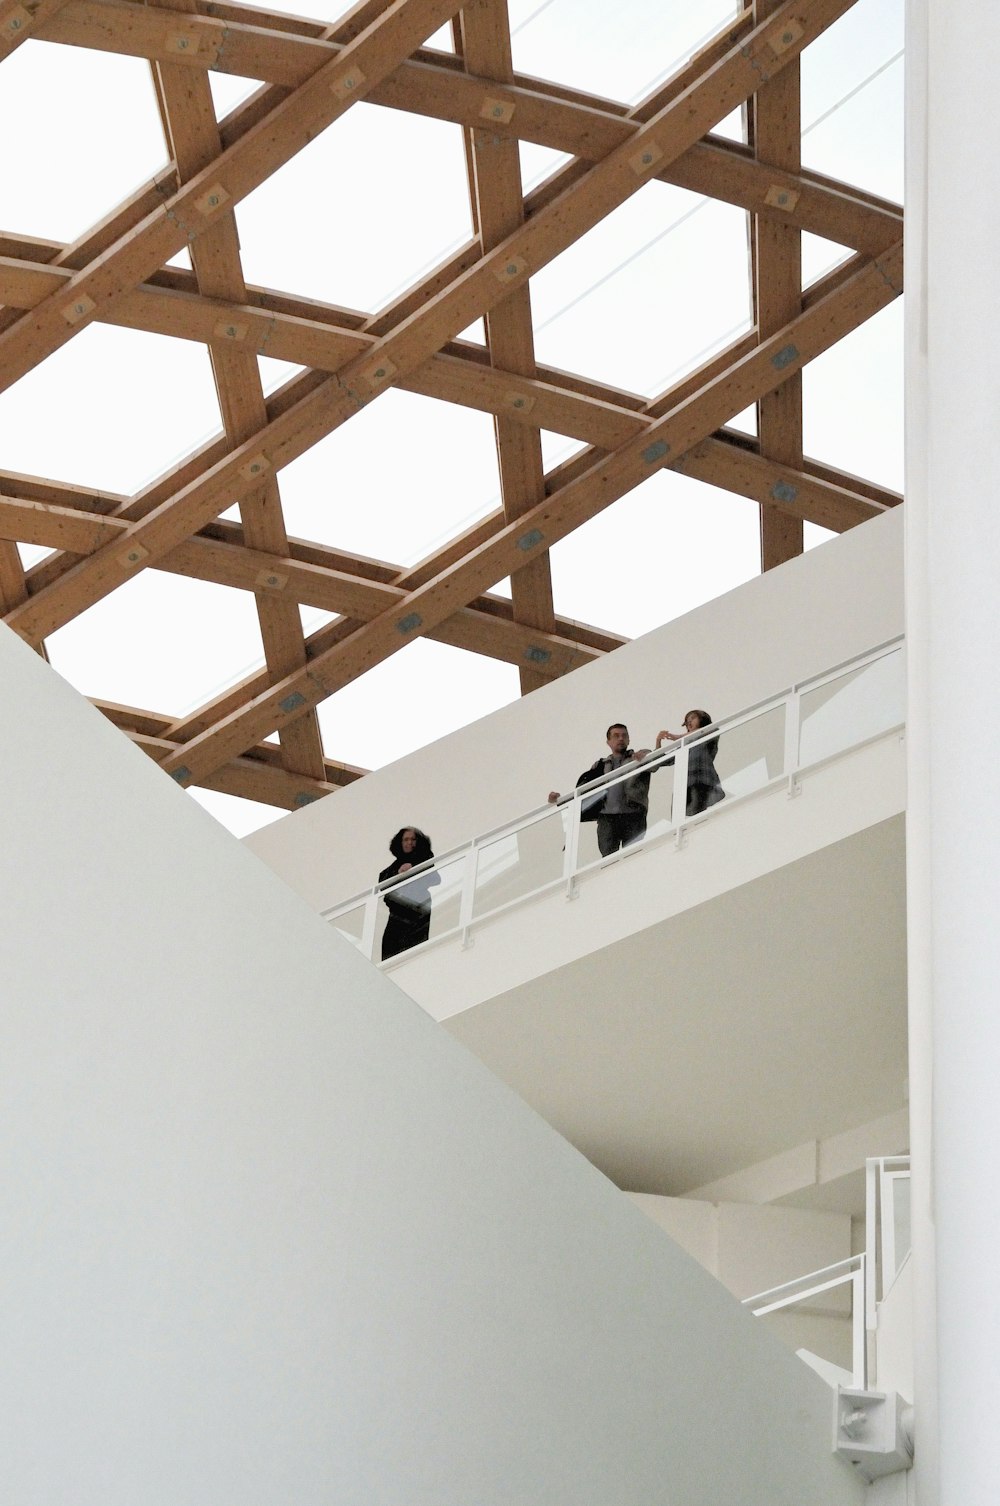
547, 790, 561, 804
634, 747, 651, 761
397, 862, 413, 874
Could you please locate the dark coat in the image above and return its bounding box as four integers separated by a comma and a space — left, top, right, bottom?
575, 753, 651, 822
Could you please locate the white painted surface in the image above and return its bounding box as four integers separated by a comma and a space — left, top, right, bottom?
905, 2, 1000, 1502
0, 626, 866, 1504
877, 1256, 914, 1404
246, 510, 903, 912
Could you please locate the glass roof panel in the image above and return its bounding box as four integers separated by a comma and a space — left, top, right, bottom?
803, 300, 903, 491
46, 572, 265, 719
0, 326, 222, 495
1, 43, 167, 244
547, 469, 760, 638
530, 184, 752, 399
267, 389, 501, 568
233, 104, 474, 314
316, 639, 520, 772
189, 787, 287, 838
801, 0, 904, 199
509, 0, 741, 107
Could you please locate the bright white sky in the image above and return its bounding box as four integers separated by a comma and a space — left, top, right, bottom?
0, 0, 904, 835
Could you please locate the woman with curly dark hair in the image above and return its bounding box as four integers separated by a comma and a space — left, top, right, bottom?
378, 827, 440, 960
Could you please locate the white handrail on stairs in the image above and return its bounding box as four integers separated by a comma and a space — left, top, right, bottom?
743, 1253, 868, 1389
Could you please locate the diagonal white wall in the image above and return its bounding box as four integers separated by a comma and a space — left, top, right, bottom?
0, 625, 864, 1504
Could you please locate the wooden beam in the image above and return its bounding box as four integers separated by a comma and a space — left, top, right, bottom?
0, 0, 463, 393
458, 0, 554, 695
94, 701, 365, 807
154, 241, 903, 785
672, 432, 898, 532
0, 0, 70, 59
0, 488, 616, 676
752, 0, 804, 570
35, 0, 900, 256
151, 0, 326, 780
4, 0, 857, 648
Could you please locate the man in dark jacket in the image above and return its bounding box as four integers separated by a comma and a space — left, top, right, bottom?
548, 723, 651, 856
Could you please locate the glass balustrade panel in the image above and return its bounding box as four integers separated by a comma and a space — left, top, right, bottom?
377, 853, 467, 962
886, 1173, 911, 1287
799, 647, 904, 767
328, 901, 369, 957
471, 808, 567, 919
710, 705, 787, 803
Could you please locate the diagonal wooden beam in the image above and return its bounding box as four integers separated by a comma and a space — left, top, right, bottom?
35, 0, 900, 255
0, 0, 462, 393
94, 700, 366, 807
155, 240, 903, 785
0, 0, 70, 59
151, 0, 326, 779
4, 0, 858, 650
672, 431, 899, 531
0, 487, 618, 676
457, 0, 554, 695
752, 0, 804, 569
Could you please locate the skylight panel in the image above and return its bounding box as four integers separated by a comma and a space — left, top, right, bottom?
1, 43, 167, 244
803, 301, 904, 491
45, 571, 266, 720
233, 104, 474, 314
509, 0, 742, 106
315, 639, 519, 772
530, 185, 751, 399
265, 389, 501, 570
547, 470, 760, 638
0, 325, 222, 496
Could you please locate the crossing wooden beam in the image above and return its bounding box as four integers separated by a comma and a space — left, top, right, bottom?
32, 0, 899, 257
0, 485, 618, 676
153, 240, 903, 786
457, 0, 554, 695
0, 0, 70, 60
94, 700, 365, 807
0, 0, 463, 393
673, 431, 899, 531
150, 0, 326, 780
4, 0, 858, 651
752, 0, 804, 570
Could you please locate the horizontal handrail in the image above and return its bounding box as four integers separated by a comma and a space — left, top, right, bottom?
323, 635, 905, 962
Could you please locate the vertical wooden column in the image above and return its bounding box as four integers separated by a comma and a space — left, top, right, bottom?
752, 0, 804, 570
457, 0, 558, 694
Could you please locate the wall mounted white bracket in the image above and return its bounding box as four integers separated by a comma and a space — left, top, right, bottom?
833, 1387, 913, 1481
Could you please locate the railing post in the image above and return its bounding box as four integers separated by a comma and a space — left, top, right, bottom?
865, 1158, 879, 1333
783, 686, 801, 781
459, 842, 477, 948
564, 795, 582, 895
360, 889, 378, 963
854, 1255, 869, 1388
672, 744, 689, 843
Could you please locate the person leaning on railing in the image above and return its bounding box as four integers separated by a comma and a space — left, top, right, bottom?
655, 709, 726, 817
378, 827, 441, 961
547, 722, 652, 856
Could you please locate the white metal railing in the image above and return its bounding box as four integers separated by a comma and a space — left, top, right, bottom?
323, 635, 905, 966
743, 1254, 868, 1388
865, 1155, 912, 1333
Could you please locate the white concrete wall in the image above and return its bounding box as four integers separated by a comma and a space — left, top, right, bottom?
246, 510, 903, 910
0, 625, 865, 1506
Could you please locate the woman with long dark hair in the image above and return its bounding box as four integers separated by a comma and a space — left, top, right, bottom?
655, 709, 726, 817
378, 827, 440, 960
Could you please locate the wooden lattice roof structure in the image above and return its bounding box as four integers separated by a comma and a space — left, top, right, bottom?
0, 0, 902, 818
